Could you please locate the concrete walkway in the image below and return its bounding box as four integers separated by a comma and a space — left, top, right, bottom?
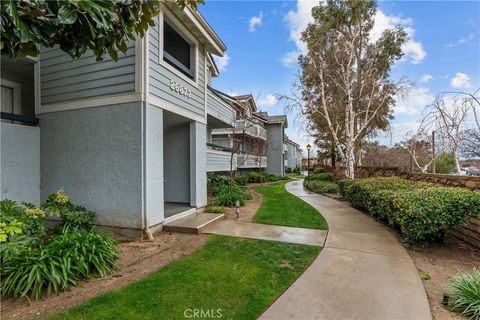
203, 220, 327, 246
260, 180, 432, 320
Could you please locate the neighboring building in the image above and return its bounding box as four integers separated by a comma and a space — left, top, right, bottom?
1, 3, 290, 237
284, 137, 302, 172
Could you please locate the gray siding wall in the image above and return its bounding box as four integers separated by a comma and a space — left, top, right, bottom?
266, 124, 285, 176
286, 143, 298, 169
148, 15, 206, 119
40, 43, 136, 105
40, 102, 143, 229
145, 103, 164, 226
1, 123, 40, 205
164, 122, 190, 203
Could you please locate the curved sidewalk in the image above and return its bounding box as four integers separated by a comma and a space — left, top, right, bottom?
260, 180, 431, 320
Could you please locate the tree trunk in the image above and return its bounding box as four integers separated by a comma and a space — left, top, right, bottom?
344, 144, 355, 179
454, 151, 461, 174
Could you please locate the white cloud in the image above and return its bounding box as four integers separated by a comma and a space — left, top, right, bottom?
451, 72, 473, 88
389, 121, 420, 142
213, 53, 230, 72
283, 2, 426, 67
372, 11, 426, 64
420, 74, 433, 83
447, 33, 475, 47
260, 94, 278, 106
248, 11, 263, 33
281, 50, 301, 67
393, 87, 434, 116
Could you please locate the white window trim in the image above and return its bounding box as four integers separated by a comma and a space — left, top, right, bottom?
0, 78, 22, 115
158, 8, 199, 88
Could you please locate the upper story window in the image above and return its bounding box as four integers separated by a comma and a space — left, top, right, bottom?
163, 19, 195, 79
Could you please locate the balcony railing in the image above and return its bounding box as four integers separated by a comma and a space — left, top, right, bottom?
1, 112, 39, 125
212, 119, 267, 141
237, 154, 267, 168
207, 143, 236, 172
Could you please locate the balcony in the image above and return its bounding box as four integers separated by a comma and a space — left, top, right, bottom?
237, 154, 267, 168
206, 143, 236, 172
212, 119, 267, 141
207, 91, 236, 128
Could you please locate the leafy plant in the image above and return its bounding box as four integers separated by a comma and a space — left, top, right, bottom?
449, 269, 480, 319
1, 0, 203, 60
215, 184, 251, 207
0, 190, 119, 300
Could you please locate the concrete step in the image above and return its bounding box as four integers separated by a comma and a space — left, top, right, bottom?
163, 212, 225, 234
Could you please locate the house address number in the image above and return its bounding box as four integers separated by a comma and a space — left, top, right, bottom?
170, 80, 191, 99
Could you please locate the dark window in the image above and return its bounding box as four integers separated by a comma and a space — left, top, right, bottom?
163, 21, 193, 78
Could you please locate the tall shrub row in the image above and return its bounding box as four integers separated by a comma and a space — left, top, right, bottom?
339, 177, 480, 244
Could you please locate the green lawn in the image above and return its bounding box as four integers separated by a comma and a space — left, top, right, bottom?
50, 236, 320, 320
254, 181, 328, 230
287, 172, 306, 179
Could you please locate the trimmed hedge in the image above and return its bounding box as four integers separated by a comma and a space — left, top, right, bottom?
304, 180, 340, 194
305, 173, 334, 182
339, 177, 480, 245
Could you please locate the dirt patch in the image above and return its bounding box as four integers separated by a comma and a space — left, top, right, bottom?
223, 183, 268, 222
407, 237, 480, 320
1, 232, 207, 320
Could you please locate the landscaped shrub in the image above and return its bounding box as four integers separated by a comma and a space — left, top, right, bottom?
305, 173, 334, 182
313, 168, 325, 174
0, 190, 119, 300
215, 184, 251, 207
449, 268, 480, 319
340, 177, 480, 244
234, 175, 249, 186
207, 173, 230, 193
304, 180, 340, 194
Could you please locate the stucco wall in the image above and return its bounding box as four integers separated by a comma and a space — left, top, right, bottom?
145, 103, 164, 226
40, 102, 143, 229
1, 123, 40, 205
266, 123, 285, 176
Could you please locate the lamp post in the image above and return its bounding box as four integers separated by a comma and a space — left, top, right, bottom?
306, 144, 311, 177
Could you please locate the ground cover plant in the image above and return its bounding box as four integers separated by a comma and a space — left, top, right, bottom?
50, 236, 320, 320
339, 177, 480, 244
255, 181, 327, 229
449, 268, 480, 320
303, 172, 339, 194
0, 190, 119, 300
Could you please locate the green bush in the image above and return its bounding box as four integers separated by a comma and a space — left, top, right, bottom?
305, 173, 334, 182
304, 180, 340, 194
234, 176, 249, 186
207, 173, 230, 193
0, 190, 119, 300
313, 168, 325, 174
449, 268, 480, 319
215, 184, 251, 207
340, 177, 480, 244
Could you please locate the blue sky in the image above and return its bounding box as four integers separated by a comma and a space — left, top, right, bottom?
200, 1, 480, 153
